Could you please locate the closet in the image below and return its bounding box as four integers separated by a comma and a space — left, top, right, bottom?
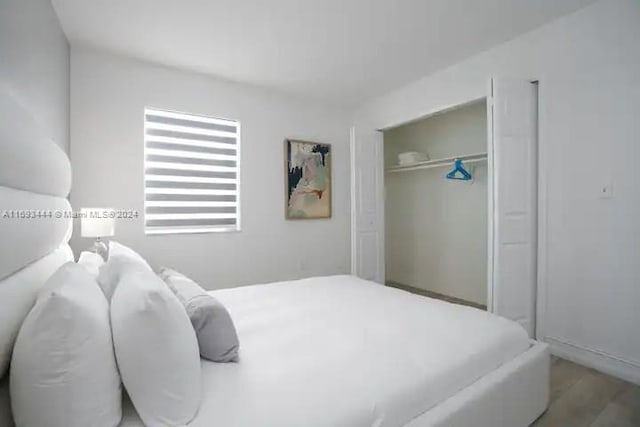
383, 100, 488, 309
353, 78, 537, 336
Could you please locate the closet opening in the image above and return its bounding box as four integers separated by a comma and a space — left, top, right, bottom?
383, 98, 489, 310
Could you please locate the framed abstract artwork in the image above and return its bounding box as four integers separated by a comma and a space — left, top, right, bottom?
285, 139, 332, 219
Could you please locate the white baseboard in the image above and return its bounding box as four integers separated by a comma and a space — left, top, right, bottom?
546, 337, 640, 385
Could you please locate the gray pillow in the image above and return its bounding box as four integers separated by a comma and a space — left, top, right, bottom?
158, 268, 239, 362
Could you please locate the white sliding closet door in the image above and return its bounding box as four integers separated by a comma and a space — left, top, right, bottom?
489, 78, 538, 337
350, 125, 384, 283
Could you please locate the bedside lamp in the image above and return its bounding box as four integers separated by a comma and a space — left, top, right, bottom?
81, 208, 115, 260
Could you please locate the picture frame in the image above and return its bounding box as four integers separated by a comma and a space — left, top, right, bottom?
284, 139, 332, 219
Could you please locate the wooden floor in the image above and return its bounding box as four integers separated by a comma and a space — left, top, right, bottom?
386, 283, 640, 426
533, 356, 640, 426
386, 281, 487, 310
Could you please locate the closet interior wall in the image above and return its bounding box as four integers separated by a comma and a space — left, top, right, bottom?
383, 100, 488, 306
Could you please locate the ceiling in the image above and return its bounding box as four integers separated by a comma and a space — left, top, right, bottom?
52, 0, 595, 107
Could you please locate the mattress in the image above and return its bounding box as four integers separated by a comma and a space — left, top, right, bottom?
120, 275, 529, 427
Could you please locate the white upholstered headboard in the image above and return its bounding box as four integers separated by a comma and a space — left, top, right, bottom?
0, 87, 74, 387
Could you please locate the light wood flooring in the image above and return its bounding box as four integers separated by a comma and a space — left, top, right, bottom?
533, 356, 640, 426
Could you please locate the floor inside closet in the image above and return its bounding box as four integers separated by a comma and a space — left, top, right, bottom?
386, 281, 486, 310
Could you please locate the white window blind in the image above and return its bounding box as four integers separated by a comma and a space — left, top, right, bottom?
144, 108, 240, 234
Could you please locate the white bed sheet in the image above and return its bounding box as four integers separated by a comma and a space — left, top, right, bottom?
120, 275, 529, 427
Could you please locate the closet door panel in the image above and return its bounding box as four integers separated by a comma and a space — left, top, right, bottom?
491, 78, 538, 338
350, 124, 384, 283
357, 232, 379, 281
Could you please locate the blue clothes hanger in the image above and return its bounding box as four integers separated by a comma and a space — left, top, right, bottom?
446, 159, 472, 181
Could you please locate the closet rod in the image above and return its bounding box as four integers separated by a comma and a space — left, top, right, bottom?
385, 152, 487, 173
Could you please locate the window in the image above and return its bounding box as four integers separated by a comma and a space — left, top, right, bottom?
144, 108, 240, 234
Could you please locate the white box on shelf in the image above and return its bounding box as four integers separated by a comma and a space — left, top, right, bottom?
398, 151, 429, 165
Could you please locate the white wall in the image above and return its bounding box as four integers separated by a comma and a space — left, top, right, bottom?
356, 0, 640, 383
384, 102, 487, 305
0, 0, 69, 152
70, 48, 351, 289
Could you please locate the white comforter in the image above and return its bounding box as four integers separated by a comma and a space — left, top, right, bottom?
121, 275, 529, 427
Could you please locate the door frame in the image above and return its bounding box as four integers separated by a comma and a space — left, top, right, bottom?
352, 81, 543, 338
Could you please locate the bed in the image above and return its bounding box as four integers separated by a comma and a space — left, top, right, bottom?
0, 89, 549, 427
115, 275, 548, 427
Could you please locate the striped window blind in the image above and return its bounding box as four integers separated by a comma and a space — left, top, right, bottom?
144, 108, 240, 234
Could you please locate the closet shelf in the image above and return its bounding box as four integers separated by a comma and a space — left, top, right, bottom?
385, 152, 488, 173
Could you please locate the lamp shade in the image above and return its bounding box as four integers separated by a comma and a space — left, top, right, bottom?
81, 208, 115, 238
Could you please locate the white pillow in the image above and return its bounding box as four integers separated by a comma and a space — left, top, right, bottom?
77, 250, 104, 278
97, 255, 145, 301
10, 262, 121, 427
110, 262, 201, 426
108, 241, 151, 269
